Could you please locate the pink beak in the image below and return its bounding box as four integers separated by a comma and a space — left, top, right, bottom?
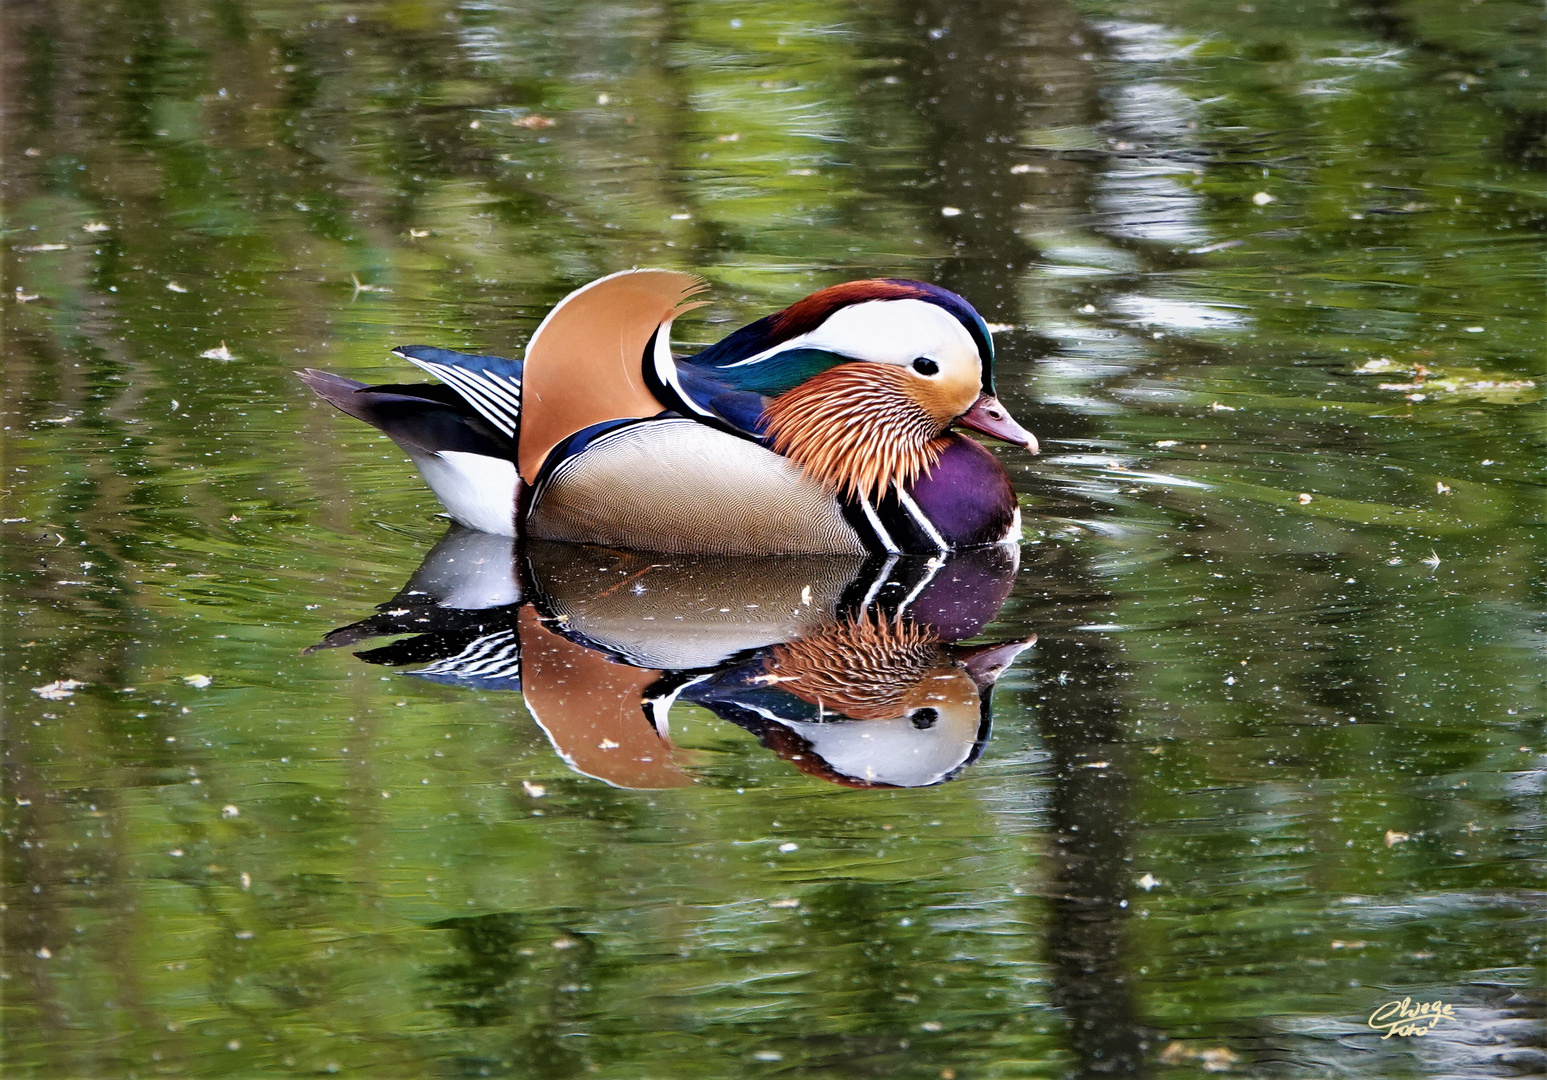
956, 393, 1038, 454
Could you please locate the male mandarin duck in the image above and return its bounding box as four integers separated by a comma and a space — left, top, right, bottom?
299, 270, 1036, 554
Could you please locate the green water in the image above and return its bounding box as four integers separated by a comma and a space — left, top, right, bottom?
2, 1, 1543, 1077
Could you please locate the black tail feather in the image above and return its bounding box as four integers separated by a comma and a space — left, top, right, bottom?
297, 368, 514, 458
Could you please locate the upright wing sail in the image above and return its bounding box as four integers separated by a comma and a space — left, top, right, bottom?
517, 269, 706, 482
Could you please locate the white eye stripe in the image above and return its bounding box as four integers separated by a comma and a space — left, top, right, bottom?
720, 299, 978, 375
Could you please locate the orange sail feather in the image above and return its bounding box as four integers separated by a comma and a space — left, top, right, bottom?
518, 269, 707, 482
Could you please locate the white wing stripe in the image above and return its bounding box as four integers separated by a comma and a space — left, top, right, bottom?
421, 363, 517, 436
398, 353, 520, 435
455, 368, 521, 410
432, 364, 519, 415
415, 631, 521, 679
652, 317, 716, 420
395, 351, 523, 408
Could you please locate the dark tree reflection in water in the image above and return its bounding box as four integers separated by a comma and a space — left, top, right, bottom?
904, 3, 1149, 1074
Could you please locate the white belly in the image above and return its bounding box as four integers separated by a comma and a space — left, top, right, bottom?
408, 450, 519, 536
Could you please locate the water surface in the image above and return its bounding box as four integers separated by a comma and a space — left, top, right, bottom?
3, 1, 1543, 1077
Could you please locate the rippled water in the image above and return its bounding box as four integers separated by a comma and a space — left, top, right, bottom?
3, 1, 1543, 1077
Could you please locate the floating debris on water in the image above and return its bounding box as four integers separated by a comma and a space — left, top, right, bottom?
1160, 1043, 1240, 1072
33, 679, 84, 700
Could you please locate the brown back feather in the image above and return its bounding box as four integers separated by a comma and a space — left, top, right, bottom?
518, 270, 706, 482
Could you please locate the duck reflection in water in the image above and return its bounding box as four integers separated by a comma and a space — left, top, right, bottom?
312, 528, 1033, 789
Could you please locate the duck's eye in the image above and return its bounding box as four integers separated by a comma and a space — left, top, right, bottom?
911, 357, 939, 376
910, 707, 939, 730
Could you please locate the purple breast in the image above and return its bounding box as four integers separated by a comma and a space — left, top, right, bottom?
907, 434, 1019, 549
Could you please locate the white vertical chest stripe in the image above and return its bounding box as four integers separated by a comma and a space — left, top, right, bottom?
856, 496, 900, 554
897, 491, 949, 553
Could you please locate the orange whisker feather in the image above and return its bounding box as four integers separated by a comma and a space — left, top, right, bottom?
761, 364, 949, 502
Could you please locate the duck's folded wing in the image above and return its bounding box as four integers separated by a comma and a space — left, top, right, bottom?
518, 269, 707, 482
390, 345, 524, 440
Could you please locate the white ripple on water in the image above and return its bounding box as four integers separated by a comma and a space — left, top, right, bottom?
1109, 294, 1248, 332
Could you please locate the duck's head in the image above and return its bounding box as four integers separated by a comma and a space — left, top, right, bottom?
691, 280, 1036, 502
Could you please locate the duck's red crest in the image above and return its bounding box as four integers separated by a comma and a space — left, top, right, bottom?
769, 280, 932, 341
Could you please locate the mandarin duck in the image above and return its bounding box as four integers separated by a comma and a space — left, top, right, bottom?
313, 527, 1034, 789
299, 270, 1036, 555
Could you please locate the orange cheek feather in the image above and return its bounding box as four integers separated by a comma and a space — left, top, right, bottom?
762, 363, 972, 503
914, 364, 980, 425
